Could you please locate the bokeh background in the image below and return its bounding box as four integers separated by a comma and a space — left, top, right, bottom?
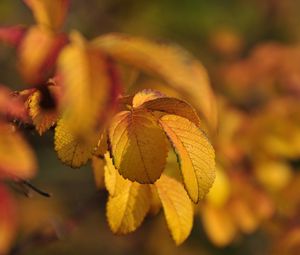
1, 0, 300, 254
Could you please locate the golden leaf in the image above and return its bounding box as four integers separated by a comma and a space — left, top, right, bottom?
92, 33, 217, 130
104, 152, 128, 197
136, 92, 202, 128
58, 32, 118, 139
27, 87, 58, 135
149, 185, 161, 216
0, 124, 37, 179
132, 89, 164, 108
155, 174, 193, 245
106, 179, 151, 234
54, 117, 98, 168
159, 114, 215, 203
201, 204, 237, 247
24, 0, 69, 31
109, 109, 168, 183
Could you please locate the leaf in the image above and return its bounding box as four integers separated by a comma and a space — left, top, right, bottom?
92, 33, 217, 130
104, 152, 124, 197
0, 85, 28, 121
91, 156, 105, 190
54, 117, 99, 168
106, 179, 151, 234
0, 185, 17, 255
201, 204, 237, 247
18, 26, 66, 84
132, 89, 164, 108
155, 174, 193, 245
134, 90, 202, 127
27, 87, 58, 135
0, 26, 26, 47
108, 109, 168, 183
58, 32, 119, 139
159, 114, 215, 203
24, 0, 69, 31
0, 124, 37, 179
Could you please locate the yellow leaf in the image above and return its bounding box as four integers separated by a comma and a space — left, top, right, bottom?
201, 204, 237, 247
0, 124, 37, 179
135, 92, 202, 127
27, 87, 58, 135
104, 152, 127, 197
58, 32, 118, 139
19, 25, 66, 84
24, 0, 69, 31
132, 89, 164, 108
92, 33, 217, 130
54, 117, 98, 168
91, 156, 105, 190
159, 114, 215, 203
206, 167, 231, 207
155, 174, 193, 245
109, 109, 168, 183
106, 180, 151, 234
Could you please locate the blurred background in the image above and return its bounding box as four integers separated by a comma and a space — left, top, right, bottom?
1, 0, 300, 254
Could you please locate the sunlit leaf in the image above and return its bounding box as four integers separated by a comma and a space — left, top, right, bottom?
132, 89, 164, 108
106, 179, 151, 234
135, 91, 202, 127
92, 33, 217, 130
0, 124, 37, 179
159, 114, 215, 203
24, 0, 69, 31
54, 117, 99, 168
155, 174, 193, 245
109, 109, 168, 183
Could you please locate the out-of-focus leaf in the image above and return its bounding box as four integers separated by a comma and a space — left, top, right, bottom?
206, 167, 231, 207
0, 85, 28, 121
155, 174, 193, 245
27, 86, 59, 135
92, 33, 217, 131
24, 0, 69, 31
108, 109, 168, 183
18, 26, 67, 84
54, 117, 99, 168
159, 114, 215, 203
201, 204, 237, 247
0, 185, 17, 255
106, 178, 151, 234
0, 124, 37, 179
58, 32, 119, 140
0, 26, 26, 47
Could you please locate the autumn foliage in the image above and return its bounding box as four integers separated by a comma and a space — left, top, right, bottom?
1, 0, 300, 254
